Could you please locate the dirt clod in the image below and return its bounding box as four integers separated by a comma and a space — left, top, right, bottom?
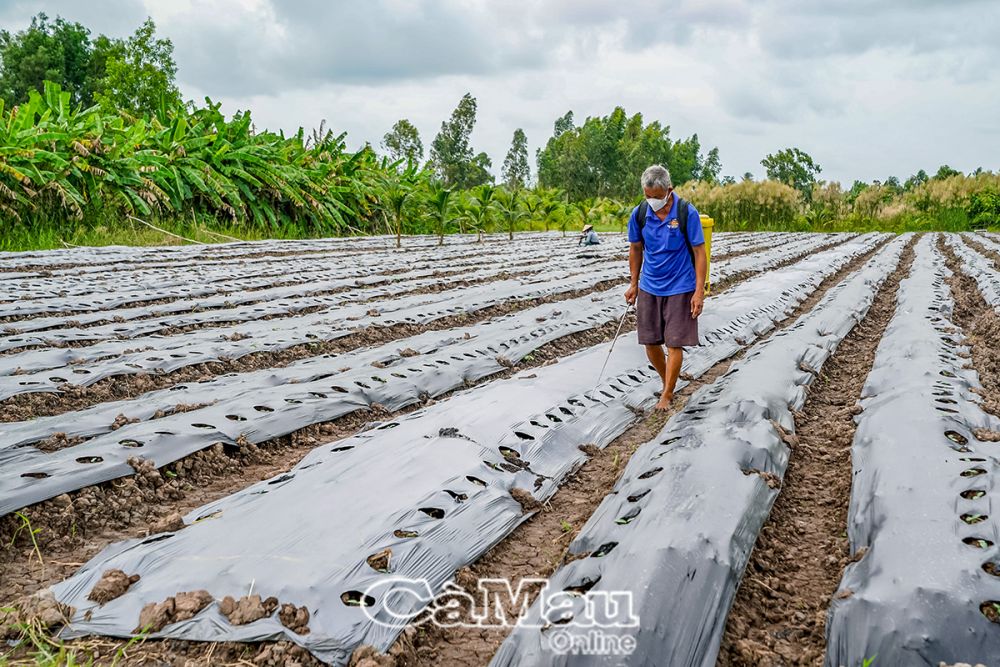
974, 429, 1000, 442
110, 413, 138, 430
151, 512, 185, 534
7, 590, 75, 633
278, 602, 310, 635
134, 590, 213, 633
742, 468, 782, 489
367, 548, 392, 573
510, 487, 542, 513
88, 569, 140, 605
219, 594, 279, 625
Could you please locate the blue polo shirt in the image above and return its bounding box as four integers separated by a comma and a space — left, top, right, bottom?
627, 195, 704, 297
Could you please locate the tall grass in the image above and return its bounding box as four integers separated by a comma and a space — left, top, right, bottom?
678, 175, 999, 233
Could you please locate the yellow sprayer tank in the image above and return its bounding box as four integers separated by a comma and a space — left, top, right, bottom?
700, 215, 715, 292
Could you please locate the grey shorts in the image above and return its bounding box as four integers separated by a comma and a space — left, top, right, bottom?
637, 289, 700, 347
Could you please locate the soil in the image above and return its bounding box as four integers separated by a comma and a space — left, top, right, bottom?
940, 238, 1000, 418
716, 237, 916, 666
87, 569, 141, 604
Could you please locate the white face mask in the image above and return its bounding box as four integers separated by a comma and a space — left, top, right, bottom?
645, 192, 670, 212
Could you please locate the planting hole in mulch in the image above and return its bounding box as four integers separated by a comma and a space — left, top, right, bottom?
341, 591, 375, 607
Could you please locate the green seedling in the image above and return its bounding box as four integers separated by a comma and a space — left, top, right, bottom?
9, 512, 44, 571
560, 520, 572, 533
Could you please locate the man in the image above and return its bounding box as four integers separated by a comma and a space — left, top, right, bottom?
624, 165, 707, 411
578, 224, 601, 246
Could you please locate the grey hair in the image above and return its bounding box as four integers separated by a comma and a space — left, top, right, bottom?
641, 165, 672, 191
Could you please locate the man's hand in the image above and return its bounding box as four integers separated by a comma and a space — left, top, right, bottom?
690, 289, 704, 318
625, 283, 638, 305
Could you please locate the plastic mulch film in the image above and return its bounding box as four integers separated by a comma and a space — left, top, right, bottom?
0, 232, 616, 274
0, 233, 527, 277
0, 234, 884, 515
0, 262, 626, 397
0, 254, 574, 351
490, 236, 909, 667
969, 231, 1000, 255
0, 242, 576, 327
0, 234, 860, 396
0, 236, 593, 314
37, 239, 884, 664
948, 234, 1000, 309
824, 236, 1000, 667
710, 233, 851, 284
0, 288, 626, 510
47, 340, 662, 665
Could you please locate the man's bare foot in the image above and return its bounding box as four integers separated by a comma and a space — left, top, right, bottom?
654, 392, 673, 411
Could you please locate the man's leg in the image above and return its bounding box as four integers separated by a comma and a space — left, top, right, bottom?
660, 347, 684, 408
645, 344, 666, 389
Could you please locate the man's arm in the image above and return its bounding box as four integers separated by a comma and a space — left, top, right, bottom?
625, 242, 643, 304
690, 244, 707, 318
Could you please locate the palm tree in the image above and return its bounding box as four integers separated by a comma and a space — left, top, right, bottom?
522, 191, 543, 233
570, 198, 599, 237
465, 184, 496, 242
536, 188, 565, 232
426, 182, 457, 246
380, 163, 421, 248
494, 187, 529, 240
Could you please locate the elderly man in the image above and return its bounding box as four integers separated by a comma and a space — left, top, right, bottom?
624, 165, 707, 411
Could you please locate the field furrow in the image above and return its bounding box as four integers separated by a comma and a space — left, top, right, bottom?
824, 235, 1000, 666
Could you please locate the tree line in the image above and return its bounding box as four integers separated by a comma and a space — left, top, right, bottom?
0, 13, 179, 116
383, 95, 719, 198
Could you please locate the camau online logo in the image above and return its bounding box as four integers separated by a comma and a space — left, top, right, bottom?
362, 577, 639, 656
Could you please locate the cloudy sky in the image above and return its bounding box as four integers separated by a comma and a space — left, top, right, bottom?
2, 0, 997, 184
